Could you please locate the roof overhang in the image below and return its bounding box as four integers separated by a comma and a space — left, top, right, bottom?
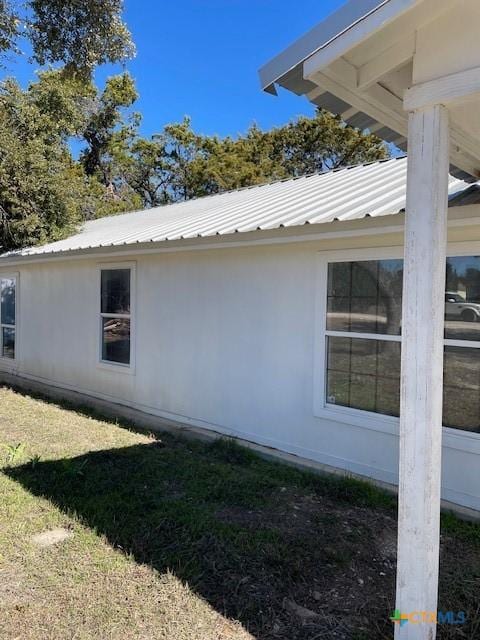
259, 0, 480, 181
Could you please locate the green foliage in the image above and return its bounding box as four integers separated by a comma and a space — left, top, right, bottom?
2, 441, 26, 465
0, 0, 17, 58
270, 109, 387, 174
0, 0, 138, 251
116, 111, 388, 209
0, 0, 134, 73
0, 71, 140, 251
81, 72, 138, 180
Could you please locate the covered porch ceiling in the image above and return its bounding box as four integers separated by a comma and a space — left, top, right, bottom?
259, 0, 480, 182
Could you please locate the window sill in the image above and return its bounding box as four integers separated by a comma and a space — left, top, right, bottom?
314, 404, 480, 454
96, 360, 136, 376
315, 403, 399, 435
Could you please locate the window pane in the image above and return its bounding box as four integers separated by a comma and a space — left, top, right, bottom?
101, 269, 130, 315
2, 327, 15, 359
327, 260, 403, 335
102, 318, 130, 365
326, 336, 400, 416
443, 347, 480, 432
1, 278, 15, 325
445, 256, 480, 340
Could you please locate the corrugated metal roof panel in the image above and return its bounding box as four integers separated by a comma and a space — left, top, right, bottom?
2, 156, 478, 260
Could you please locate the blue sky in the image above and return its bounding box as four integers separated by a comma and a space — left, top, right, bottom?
5, 0, 347, 140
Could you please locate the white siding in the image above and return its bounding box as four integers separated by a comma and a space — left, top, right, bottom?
1, 226, 480, 511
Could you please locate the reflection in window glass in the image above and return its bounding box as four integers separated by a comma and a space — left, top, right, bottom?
101, 269, 130, 315
443, 347, 480, 432
1, 277, 16, 359
102, 318, 130, 365
100, 268, 131, 366
324, 256, 480, 434
2, 327, 15, 359
327, 260, 403, 335
326, 337, 401, 417
1, 278, 15, 325
445, 256, 480, 340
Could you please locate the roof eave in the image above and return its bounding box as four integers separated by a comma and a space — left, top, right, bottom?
258, 0, 420, 93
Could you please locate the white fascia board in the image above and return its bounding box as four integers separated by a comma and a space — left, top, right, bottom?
303, 0, 422, 80
1, 206, 480, 268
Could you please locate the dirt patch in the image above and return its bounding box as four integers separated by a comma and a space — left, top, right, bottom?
215, 489, 397, 638
32, 528, 74, 547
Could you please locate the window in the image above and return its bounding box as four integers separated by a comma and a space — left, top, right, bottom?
443, 255, 480, 431
325, 259, 403, 418
0, 276, 16, 359
100, 268, 131, 366
321, 254, 480, 434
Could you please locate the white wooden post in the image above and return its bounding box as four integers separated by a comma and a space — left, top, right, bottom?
395, 104, 450, 640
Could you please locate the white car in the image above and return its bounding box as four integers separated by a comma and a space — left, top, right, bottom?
445, 292, 480, 322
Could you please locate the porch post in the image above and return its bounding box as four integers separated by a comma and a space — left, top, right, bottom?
395, 105, 450, 639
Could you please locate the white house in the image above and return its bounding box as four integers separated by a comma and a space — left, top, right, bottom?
0, 157, 479, 518
261, 1, 480, 637
2, 1, 480, 633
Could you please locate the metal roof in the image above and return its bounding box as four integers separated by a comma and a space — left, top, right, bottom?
1, 156, 477, 261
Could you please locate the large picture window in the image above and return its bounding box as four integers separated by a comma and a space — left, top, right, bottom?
100, 267, 132, 366
0, 276, 16, 360
322, 254, 480, 434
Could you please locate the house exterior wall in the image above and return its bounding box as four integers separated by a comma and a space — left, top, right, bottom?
1, 219, 480, 510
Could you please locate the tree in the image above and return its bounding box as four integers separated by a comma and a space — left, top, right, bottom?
114, 117, 220, 206
118, 111, 388, 209
0, 72, 140, 251
0, 76, 82, 250
154, 117, 213, 202
114, 137, 168, 208
80, 72, 138, 181
0, 0, 134, 74
270, 109, 387, 175
0, 0, 139, 251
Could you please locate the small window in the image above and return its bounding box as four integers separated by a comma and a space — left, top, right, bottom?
1, 276, 16, 359
100, 268, 131, 366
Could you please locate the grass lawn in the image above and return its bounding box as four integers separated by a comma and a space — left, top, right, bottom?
0, 385, 479, 639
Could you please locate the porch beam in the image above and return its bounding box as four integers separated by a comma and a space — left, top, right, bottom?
404, 66, 480, 111
395, 104, 450, 639
357, 34, 415, 90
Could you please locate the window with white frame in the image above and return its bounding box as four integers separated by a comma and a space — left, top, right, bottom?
100, 268, 131, 366
325, 259, 403, 418
0, 276, 16, 359
322, 254, 480, 434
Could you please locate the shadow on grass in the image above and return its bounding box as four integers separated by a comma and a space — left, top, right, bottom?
6, 435, 402, 640
5, 425, 480, 639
